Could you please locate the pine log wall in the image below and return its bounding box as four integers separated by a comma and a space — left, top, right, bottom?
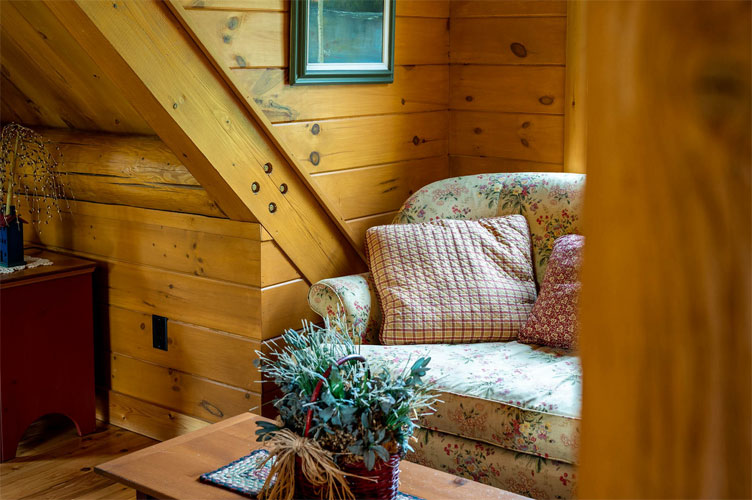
1, 0, 572, 441
177, 0, 451, 245
17, 129, 312, 440
449, 0, 568, 176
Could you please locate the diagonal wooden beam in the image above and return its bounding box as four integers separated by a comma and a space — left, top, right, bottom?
165, 0, 363, 246
44, 0, 365, 283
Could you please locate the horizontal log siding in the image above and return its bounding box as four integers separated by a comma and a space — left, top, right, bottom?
449, 1, 568, 176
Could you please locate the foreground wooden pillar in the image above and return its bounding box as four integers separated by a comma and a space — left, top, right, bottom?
578, 1, 751, 498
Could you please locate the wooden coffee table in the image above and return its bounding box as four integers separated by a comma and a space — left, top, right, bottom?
95, 412, 525, 499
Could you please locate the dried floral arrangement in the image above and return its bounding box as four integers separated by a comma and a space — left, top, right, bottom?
254, 318, 438, 500
0, 123, 70, 227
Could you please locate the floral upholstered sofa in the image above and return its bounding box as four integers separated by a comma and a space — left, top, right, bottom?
308, 173, 585, 499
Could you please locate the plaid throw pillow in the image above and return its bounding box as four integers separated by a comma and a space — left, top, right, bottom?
366, 215, 537, 345
519, 234, 584, 349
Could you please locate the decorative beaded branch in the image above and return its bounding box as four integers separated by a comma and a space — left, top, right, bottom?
0, 124, 71, 231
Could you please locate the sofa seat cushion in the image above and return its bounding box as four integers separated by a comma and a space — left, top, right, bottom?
359, 341, 581, 464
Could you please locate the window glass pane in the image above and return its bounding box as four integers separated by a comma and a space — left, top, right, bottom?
307, 0, 384, 64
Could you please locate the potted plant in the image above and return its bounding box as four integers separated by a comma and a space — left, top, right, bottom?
255, 318, 438, 500
0, 124, 70, 267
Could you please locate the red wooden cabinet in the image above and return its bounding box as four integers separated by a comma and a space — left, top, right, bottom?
0, 249, 97, 461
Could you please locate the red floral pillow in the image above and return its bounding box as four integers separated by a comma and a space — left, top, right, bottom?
519, 234, 584, 349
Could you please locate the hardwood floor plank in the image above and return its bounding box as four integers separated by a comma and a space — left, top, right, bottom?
0, 415, 155, 500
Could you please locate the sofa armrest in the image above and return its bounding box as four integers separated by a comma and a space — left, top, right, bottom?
307, 272, 382, 344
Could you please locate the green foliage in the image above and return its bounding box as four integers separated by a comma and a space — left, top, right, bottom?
255, 317, 438, 470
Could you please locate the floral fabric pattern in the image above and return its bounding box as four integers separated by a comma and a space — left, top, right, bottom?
520, 235, 585, 350
394, 173, 585, 285
358, 341, 581, 464
308, 273, 381, 344
408, 427, 577, 499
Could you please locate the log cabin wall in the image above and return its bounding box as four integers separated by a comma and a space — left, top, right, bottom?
0, 0, 449, 440
1, 0, 571, 441
449, 0, 568, 176
1, 1, 316, 439
17, 129, 312, 440
174, 0, 451, 245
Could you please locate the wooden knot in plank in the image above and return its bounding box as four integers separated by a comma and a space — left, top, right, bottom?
200, 400, 224, 418
539, 95, 554, 105
510, 42, 527, 58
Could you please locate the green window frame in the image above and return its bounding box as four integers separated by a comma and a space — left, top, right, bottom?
289, 0, 396, 85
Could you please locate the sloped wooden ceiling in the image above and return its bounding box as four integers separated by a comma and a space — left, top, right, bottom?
31, 0, 365, 283
0, 1, 152, 134
0, 2, 234, 219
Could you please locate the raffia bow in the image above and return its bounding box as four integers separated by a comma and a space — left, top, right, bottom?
258, 428, 375, 500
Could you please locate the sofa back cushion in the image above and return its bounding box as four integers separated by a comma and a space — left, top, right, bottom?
394, 173, 585, 286
366, 215, 537, 345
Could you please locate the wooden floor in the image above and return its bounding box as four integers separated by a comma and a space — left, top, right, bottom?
0, 415, 156, 499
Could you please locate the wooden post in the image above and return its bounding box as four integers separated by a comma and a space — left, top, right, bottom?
578, 1, 751, 497
563, 0, 586, 174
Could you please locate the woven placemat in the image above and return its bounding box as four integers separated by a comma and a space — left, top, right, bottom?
200, 449, 423, 499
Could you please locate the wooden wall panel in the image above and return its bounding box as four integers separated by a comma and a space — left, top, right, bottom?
313, 158, 449, 220
449, 1, 567, 176
346, 212, 398, 246
102, 259, 261, 339
17, 130, 304, 437
0, 1, 151, 134
276, 111, 448, 174
110, 354, 259, 423
450, 65, 565, 114
450, 17, 566, 65
100, 390, 210, 442
451, 0, 566, 18
261, 279, 319, 340
26, 204, 261, 286
397, 0, 450, 18
182, 0, 285, 11
23, 198, 297, 288
108, 306, 259, 390
451, 112, 564, 164
173, 0, 451, 248
234, 65, 448, 123
394, 17, 449, 66
260, 242, 301, 286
